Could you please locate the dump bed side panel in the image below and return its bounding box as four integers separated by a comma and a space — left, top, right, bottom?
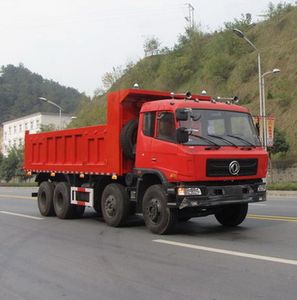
24, 125, 120, 175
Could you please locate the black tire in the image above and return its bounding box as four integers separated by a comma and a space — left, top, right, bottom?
120, 119, 138, 160
74, 206, 85, 218
178, 217, 191, 222
94, 205, 102, 216
53, 182, 78, 219
93, 181, 109, 216
215, 203, 248, 226
101, 183, 129, 227
142, 185, 177, 235
129, 202, 137, 216
37, 181, 55, 216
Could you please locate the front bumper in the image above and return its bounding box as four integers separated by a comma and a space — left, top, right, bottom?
167, 182, 266, 209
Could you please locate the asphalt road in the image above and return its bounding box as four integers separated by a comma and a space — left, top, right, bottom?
1, 187, 297, 300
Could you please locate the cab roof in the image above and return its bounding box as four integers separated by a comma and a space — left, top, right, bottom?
107, 88, 248, 114
140, 97, 249, 114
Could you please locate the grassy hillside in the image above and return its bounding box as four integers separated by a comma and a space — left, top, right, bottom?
71, 3, 297, 158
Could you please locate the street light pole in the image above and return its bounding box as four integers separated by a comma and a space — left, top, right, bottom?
233, 29, 264, 147
38, 97, 64, 129
261, 68, 280, 149
257, 53, 263, 133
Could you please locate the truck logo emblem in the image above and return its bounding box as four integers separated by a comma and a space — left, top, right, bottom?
229, 160, 240, 175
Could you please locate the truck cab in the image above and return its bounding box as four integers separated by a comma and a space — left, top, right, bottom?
130, 92, 267, 233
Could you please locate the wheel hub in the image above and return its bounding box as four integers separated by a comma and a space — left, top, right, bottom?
147, 198, 161, 223
105, 195, 117, 217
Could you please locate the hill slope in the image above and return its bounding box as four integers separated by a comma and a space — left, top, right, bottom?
72, 3, 297, 157
0, 64, 87, 124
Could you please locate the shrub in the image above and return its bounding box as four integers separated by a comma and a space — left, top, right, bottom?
0, 148, 24, 182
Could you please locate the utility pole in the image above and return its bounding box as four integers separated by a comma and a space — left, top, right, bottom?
185, 3, 195, 29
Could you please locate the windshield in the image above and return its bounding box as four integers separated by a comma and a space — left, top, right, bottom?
179, 109, 261, 147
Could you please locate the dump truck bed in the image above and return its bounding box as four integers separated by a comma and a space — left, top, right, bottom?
23, 124, 117, 175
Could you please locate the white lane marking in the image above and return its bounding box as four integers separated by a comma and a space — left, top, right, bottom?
153, 239, 297, 266
0, 210, 43, 220
249, 203, 266, 206
0, 194, 35, 200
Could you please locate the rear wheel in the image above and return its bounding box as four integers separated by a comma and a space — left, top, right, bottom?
53, 182, 84, 219
37, 181, 55, 216
101, 183, 129, 227
143, 185, 177, 235
215, 203, 248, 226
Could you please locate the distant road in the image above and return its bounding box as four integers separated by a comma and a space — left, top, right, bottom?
1, 187, 297, 300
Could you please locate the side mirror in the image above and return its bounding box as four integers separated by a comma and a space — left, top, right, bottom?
176, 127, 189, 144
176, 109, 188, 121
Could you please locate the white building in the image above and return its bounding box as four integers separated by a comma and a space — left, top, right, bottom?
2, 112, 72, 156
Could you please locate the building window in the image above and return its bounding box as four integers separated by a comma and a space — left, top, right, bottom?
9, 127, 11, 134
36, 119, 40, 129
30, 121, 33, 130
25, 122, 28, 130
4, 132, 7, 140
19, 139, 22, 146
14, 126, 17, 134
19, 124, 22, 132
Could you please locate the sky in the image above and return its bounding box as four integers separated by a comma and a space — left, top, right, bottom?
0, 0, 293, 96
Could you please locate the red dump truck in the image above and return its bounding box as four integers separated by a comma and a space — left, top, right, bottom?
24, 88, 268, 234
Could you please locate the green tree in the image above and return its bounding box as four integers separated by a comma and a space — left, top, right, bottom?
143, 36, 161, 57
101, 66, 124, 91
269, 128, 289, 155
39, 124, 56, 132
0, 148, 24, 182
265, 2, 293, 20
224, 13, 253, 31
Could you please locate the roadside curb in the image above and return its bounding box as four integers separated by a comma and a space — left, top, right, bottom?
268, 190, 297, 197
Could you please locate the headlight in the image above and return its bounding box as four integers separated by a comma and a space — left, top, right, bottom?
177, 187, 202, 196
257, 184, 266, 192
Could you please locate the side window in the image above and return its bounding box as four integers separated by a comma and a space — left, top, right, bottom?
157, 112, 176, 141
143, 112, 155, 137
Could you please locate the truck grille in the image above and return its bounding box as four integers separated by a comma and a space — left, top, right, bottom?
206, 159, 258, 177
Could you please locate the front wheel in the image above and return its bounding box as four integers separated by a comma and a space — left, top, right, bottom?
215, 203, 248, 226
142, 185, 177, 235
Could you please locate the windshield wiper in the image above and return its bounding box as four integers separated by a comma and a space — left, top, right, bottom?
189, 133, 221, 148
227, 134, 256, 148
207, 134, 238, 148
